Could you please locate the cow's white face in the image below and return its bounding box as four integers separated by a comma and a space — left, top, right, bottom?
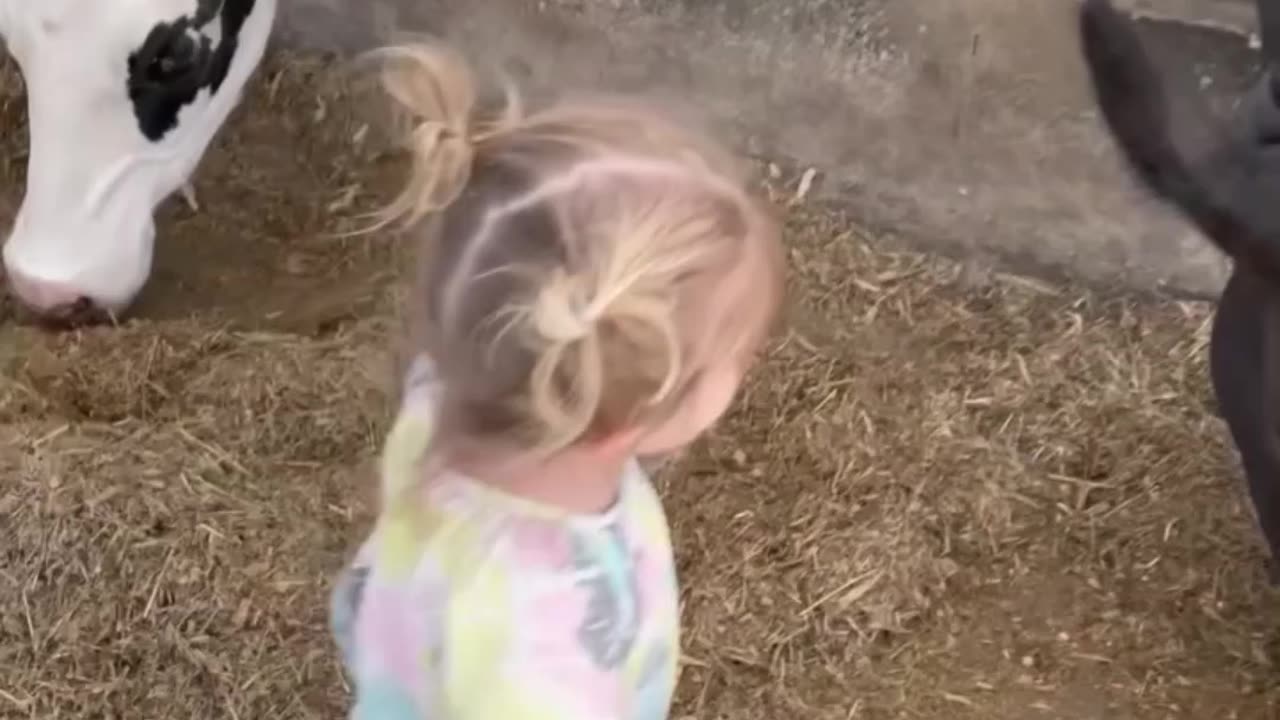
0, 0, 276, 319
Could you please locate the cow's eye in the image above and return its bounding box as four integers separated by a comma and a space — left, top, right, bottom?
130, 21, 205, 88
149, 33, 198, 81
126, 18, 219, 141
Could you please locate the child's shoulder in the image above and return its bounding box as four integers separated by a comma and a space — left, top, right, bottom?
362, 483, 508, 587
357, 462, 672, 593
617, 459, 673, 549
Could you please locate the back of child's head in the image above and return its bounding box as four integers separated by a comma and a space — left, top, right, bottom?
369, 42, 785, 459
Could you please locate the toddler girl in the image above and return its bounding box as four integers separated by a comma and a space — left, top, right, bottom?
330, 41, 785, 719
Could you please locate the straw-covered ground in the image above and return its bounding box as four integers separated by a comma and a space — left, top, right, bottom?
2, 49, 1280, 720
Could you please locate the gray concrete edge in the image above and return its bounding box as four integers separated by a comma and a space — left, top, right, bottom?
274, 0, 1268, 300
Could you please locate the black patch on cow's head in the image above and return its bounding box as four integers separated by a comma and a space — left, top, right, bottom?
126, 0, 257, 142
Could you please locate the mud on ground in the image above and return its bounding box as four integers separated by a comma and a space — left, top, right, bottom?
1, 50, 1280, 720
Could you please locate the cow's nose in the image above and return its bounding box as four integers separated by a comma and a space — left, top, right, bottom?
4, 268, 93, 316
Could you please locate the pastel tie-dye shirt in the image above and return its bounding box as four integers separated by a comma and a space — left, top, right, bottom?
330, 358, 681, 720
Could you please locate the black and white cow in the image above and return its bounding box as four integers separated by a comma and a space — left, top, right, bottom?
0, 0, 276, 319
1079, 0, 1280, 574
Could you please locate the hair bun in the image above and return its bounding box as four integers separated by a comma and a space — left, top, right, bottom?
531, 270, 599, 343
358, 42, 485, 233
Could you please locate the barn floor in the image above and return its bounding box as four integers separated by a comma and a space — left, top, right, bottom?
2, 51, 1280, 720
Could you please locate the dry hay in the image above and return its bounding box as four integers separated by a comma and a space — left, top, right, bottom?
1, 49, 1279, 720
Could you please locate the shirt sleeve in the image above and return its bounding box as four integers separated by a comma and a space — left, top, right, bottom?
345, 528, 449, 719
343, 354, 450, 720
350, 680, 429, 720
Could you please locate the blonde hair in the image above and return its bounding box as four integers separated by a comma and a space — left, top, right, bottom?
368, 40, 785, 459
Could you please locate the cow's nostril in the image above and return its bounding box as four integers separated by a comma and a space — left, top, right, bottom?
57, 296, 112, 327
3, 290, 110, 329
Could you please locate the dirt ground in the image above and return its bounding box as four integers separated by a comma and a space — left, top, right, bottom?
3, 49, 1280, 720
